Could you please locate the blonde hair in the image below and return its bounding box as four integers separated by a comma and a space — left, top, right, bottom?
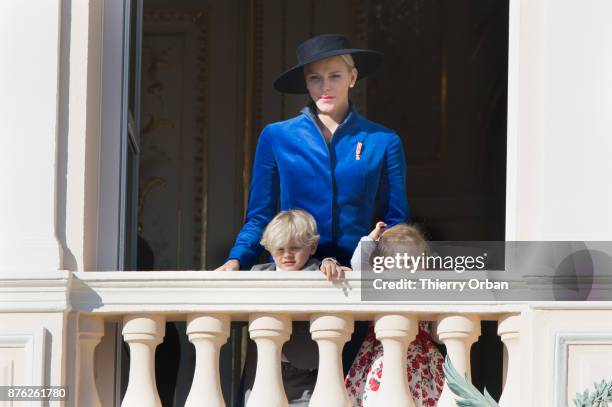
338, 54, 355, 70
370, 224, 428, 265
260, 209, 320, 253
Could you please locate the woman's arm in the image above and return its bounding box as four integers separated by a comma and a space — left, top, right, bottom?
225, 127, 279, 269
378, 134, 411, 225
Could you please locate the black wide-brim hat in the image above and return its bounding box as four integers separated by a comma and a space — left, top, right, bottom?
273, 33, 383, 94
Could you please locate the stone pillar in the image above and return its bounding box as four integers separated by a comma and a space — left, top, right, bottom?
185, 314, 230, 407
372, 314, 418, 406
498, 313, 521, 407
309, 314, 354, 407
121, 314, 165, 407
436, 314, 481, 407
77, 315, 104, 407
246, 314, 291, 407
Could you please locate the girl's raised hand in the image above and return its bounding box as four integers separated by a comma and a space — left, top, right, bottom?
368, 221, 387, 241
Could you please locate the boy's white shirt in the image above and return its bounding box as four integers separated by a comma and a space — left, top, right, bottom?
351, 235, 375, 271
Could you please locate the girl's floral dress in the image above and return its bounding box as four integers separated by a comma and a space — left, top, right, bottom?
344, 322, 445, 407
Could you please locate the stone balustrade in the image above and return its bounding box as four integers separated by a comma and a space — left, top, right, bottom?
68, 271, 525, 407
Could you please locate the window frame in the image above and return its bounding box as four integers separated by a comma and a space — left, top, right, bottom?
98, 0, 142, 271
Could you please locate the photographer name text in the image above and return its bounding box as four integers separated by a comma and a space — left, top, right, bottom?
372, 278, 509, 291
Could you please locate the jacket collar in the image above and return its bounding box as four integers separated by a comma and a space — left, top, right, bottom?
300, 101, 359, 131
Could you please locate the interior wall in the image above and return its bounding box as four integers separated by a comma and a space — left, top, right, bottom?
365, 0, 509, 241
138, 0, 510, 265
257, 0, 361, 130
252, 0, 508, 243
140, 0, 246, 271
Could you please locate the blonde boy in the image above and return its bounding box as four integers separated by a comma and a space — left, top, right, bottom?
253, 209, 349, 280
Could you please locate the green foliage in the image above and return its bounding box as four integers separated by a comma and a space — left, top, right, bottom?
443, 355, 612, 407
442, 355, 499, 407
573, 380, 612, 407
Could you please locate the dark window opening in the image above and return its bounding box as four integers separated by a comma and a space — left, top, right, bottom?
122, 0, 510, 405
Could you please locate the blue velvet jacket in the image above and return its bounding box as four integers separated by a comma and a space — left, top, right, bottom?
228, 104, 410, 268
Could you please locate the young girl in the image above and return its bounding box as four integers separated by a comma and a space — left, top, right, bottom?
345, 223, 445, 406
242, 209, 348, 407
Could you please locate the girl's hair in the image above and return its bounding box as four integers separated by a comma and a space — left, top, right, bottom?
260, 209, 320, 253
338, 54, 355, 70
370, 223, 428, 266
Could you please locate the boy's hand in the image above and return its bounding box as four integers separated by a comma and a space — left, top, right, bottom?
368, 221, 387, 241
215, 259, 240, 271
320, 258, 350, 281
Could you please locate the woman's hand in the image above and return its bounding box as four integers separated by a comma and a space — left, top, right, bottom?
215, 259, 240, 271
368, 221, 387, 240
320, 258, 351, 281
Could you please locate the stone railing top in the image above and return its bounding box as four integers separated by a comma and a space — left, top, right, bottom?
2, 270, 611, 314
69, 271, 530, 317
0, 270, 71, 312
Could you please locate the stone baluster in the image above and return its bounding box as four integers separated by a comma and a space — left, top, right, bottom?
309, 314, 354, 407
436, 314, 481, 407
372, 314, 418, 406
77, 315, 104, 407
498, 313, 521, 407
185, 314, 230, 407
246, 314, 291, 407
121, 314, 165, 407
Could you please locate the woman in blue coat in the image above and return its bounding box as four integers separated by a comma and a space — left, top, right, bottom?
217, 33, 410, 271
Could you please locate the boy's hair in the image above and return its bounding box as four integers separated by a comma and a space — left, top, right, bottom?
260, 209, 320, 253
370, 223, 427, 266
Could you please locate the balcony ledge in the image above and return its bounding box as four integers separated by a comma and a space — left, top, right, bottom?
2, 271, 611, 315
70, 271, 530, 317
0, 270, 71, 312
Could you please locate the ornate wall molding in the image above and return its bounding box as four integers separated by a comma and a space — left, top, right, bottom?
554, 332, 612, 407
0, 332, 45, 387
349, 0, 368, 114
141, 9, 209, 269
242, 0, 264, 213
